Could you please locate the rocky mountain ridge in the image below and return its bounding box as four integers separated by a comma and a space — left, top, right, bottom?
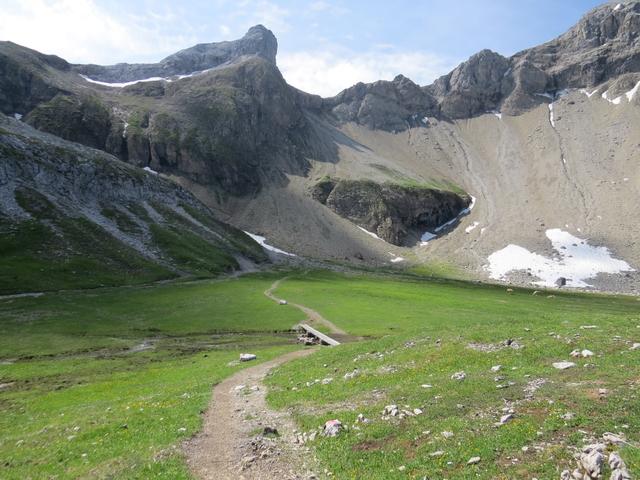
0, 1, 639, 291
73, 25, 278, 83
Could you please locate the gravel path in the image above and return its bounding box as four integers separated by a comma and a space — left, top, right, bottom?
185, 349, 318, 480
186, 276, 344, 479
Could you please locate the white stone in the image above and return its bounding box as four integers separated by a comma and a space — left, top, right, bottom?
467, 456, 481, 465
553, 361, 576, 370
240, 353, 257, 362
451, 371, 466, 380
491, 365, 502, 372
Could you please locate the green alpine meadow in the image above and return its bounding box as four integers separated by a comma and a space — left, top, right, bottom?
1, 1, 640, 479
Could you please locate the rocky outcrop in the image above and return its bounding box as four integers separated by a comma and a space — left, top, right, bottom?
312, 178, 470, 246
25, 93, 112, 150
73, 25, 278, 83
430, 50, 512, 118
324, 75, 438, 130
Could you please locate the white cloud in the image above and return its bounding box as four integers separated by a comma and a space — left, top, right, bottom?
223, 0, 291, 36
279, 49, 456, 97
308, 1, 349, 15
0, 0, 196, 64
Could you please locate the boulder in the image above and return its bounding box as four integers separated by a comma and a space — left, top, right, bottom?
322, 419, 342, 437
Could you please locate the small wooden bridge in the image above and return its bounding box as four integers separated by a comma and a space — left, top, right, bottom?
295, 323, 340, 346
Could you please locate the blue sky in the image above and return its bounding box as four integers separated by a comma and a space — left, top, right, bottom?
0, 0, 607, 96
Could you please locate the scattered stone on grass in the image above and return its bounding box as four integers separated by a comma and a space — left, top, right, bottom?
355, 413, 369, 424
608, 452, 631, 479
570, 349, 594, 358
467, 456, 481, 465
496, 413, 514, 426
240, 353, 257, 362
451, 371, 466, 381
322, 419, 342, 437
553, 361, 576, 370
344, 369, 359, 380
491, 365, 502, 372
524, 378, 547, 399
602, 432, 626, 446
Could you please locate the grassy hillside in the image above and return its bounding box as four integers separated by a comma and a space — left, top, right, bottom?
266, 272, 640, 479
0, 115, 268, 294
0, 274, 304, 479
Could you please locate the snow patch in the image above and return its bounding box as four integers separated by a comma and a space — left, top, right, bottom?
548, 103, 556, 127
614, 3, 622, 11
625, 80, 640, 101
480, 227, 487, 235
122, 121, 129, 138
13, 113, 22, 120
465, 221, 479, 233
388, 253, 405, 263
581, 88, 599, 98
143, 166, 158, 175
486, 229, 634, 288
421, 195, 476, 242
491, 110, 502, 119
79, 68, 216, 89
420, 231, 436, 245
80, 74, 166, 88
421, 116, 429, 124
243, 232, 297, 257
358, 226, 382, 240
602, 89, 622, 104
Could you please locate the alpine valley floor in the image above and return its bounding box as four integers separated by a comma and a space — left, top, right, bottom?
1, 269, 639, 479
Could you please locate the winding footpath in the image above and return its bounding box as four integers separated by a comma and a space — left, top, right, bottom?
185, 276, 342, 480
264, 277, 347, 336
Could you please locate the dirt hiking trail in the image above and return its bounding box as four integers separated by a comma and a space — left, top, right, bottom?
185, 349, 318, 479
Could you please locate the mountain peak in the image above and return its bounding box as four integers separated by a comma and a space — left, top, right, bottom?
239, 24, 278, 64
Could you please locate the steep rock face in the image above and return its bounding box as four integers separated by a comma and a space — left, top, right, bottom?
430, 50, 512, 118
517, 1, 640, 88
312, 178, 470, 246
103, 57, 314, 195
74, 25, 278, 82
328, 2, 640, 121
324, 75, 438, 130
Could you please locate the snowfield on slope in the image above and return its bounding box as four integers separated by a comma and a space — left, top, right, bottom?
243, 232, 297, 257
486, 229, 634, 288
